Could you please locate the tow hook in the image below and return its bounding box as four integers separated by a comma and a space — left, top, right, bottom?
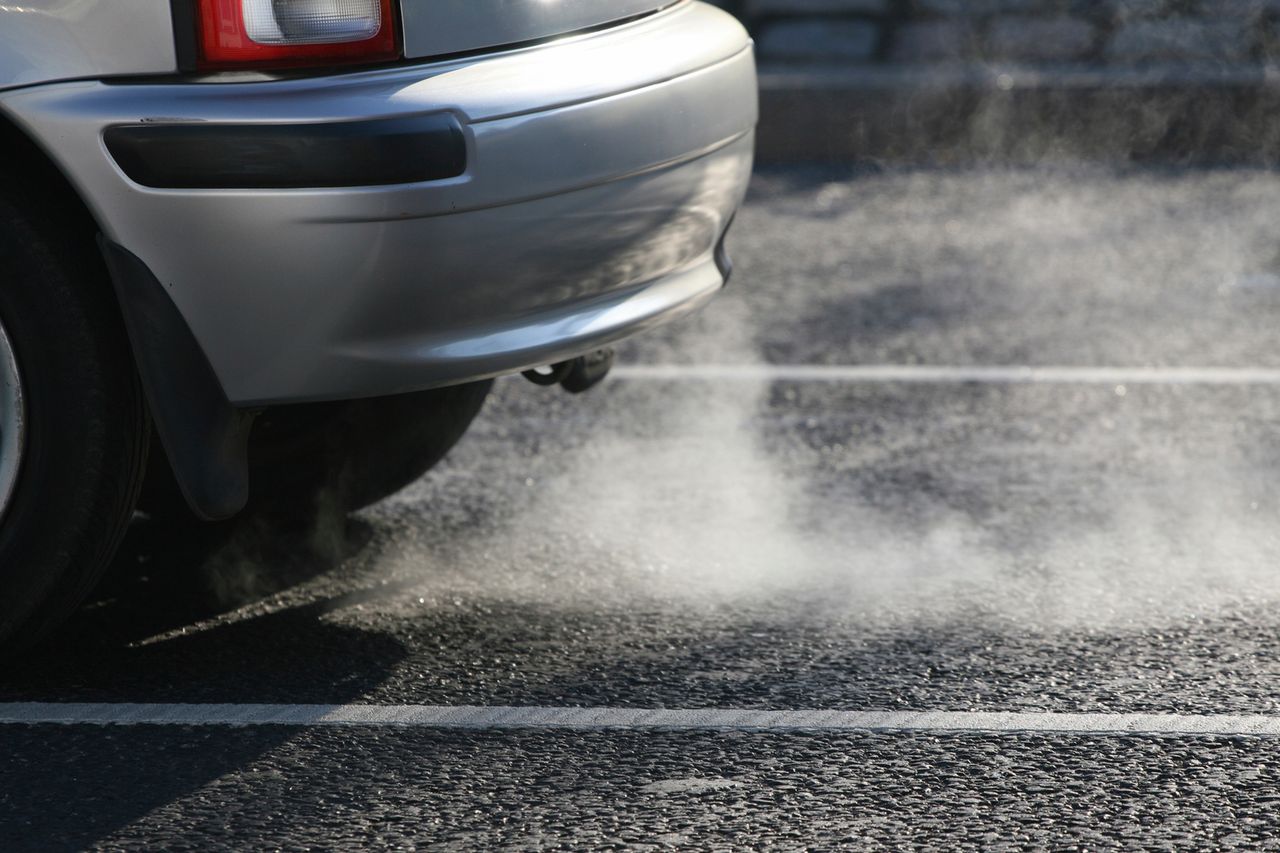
522, 348, 615, 394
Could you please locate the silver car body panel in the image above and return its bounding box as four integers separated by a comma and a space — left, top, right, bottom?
0, 0, 176, 91
0, 1, 756, 405
398, 0, 667, 59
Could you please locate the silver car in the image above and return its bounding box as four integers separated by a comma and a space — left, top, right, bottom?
0, 0, 756, 646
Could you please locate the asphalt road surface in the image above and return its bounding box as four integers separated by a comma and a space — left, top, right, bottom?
8, 166, 1280, 849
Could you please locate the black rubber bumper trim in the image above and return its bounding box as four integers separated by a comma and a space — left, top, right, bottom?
99, 238, 255, 521
103, 112, 467, 189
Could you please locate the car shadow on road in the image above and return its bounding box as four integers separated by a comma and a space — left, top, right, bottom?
85, 510, 375, 644
0, 513, 416, 852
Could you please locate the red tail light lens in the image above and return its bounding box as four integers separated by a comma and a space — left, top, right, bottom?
196, 0, 400, 71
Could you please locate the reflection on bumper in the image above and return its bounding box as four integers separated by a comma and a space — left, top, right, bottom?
321, 136, 752, 405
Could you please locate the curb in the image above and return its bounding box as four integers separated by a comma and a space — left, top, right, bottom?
757, 63, 1280, 164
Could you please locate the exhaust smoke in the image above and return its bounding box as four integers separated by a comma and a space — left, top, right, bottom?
371, 167, 1280, 632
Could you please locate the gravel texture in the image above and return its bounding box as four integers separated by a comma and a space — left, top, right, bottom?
6, 726, 1280, 851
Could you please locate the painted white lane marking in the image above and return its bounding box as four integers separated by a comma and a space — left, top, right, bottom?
611, 364, 1280, 385
3, 704, 1280, 736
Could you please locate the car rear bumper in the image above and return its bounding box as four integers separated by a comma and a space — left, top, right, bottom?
0, 1, 755, 405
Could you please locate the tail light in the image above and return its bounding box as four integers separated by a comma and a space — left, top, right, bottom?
195, 0, 401, 70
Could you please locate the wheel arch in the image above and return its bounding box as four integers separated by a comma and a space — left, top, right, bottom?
0, 108, 106, 265
0, 108, 254, 523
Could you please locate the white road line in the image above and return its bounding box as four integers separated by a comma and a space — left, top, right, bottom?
4, 704, 1280, 737
611, 364, 1280, 385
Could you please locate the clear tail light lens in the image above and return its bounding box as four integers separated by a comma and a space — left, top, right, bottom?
196, 0, 400, 70
242, 0, 381, 44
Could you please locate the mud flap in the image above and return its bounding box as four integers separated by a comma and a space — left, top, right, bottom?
98, 238, 255, 521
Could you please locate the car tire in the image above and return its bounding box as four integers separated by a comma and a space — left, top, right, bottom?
0, 188, 150, 651
143, 380, 492, 523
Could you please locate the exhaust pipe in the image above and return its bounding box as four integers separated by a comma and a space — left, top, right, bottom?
522, 348, 615, 394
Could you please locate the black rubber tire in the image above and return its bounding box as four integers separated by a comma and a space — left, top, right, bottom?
0, 189, 150, 651
143, 380, 491, 523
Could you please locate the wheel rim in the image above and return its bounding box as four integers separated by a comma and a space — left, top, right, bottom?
0, 317, 24, 523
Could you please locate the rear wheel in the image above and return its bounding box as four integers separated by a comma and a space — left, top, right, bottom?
0, 189, 150, 651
